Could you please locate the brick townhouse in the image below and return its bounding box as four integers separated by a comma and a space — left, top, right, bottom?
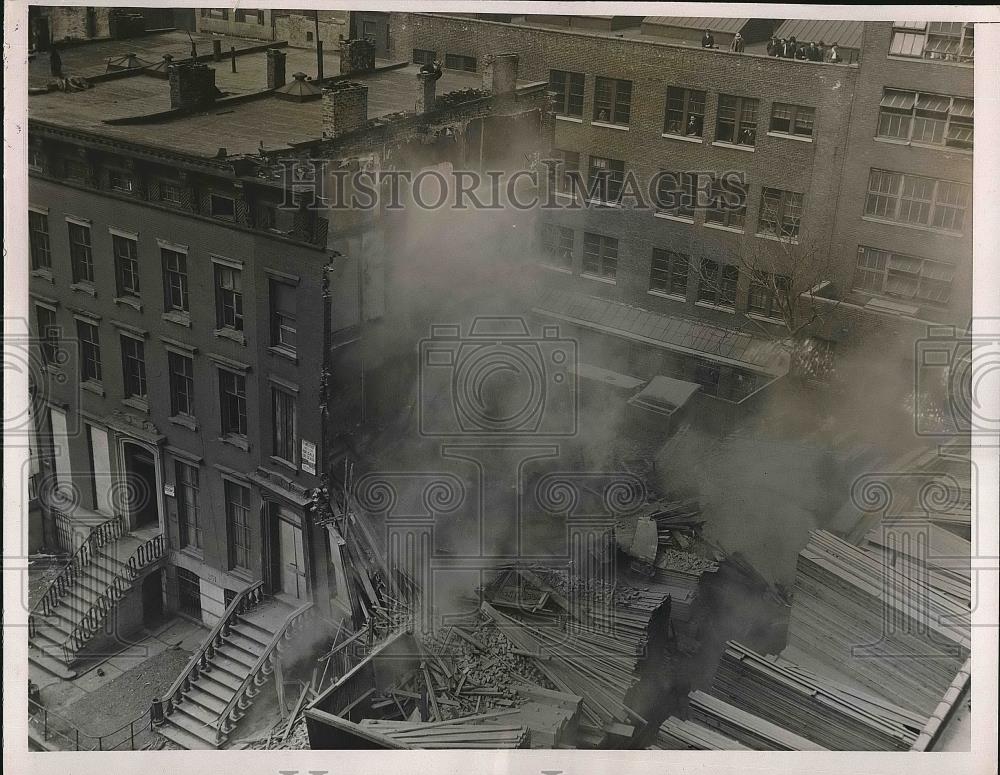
389, 14, 975, 416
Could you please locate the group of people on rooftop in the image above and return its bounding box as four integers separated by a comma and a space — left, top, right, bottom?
700, 30, 844, 63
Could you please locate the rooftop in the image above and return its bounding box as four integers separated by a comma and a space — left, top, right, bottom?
29, 31, 485, 159
642, 17, 750, 35
773, 19, 864, 49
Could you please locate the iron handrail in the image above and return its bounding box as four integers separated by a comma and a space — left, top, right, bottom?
28, 697, 152, 750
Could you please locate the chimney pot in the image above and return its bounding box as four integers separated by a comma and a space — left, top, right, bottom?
168, 62, 218, 111
266, 48, 287, 89
416, 71, 438, 113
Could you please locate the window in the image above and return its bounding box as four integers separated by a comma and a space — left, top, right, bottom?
162, 249, 189, 313
168, 351, 195, 417
582, 232, 618, 280
225, 480, 251, 570
215, 265, 244, 331
877, 89, 973, 149
121, 336, 147, 400
716, 95, 758, 146
176, 567, 202, 619
747, 273, 790, 319
208, 8, 228, 20
758, 188, 804, 239
362, 20, 377, 38
272, 388, 297, 463
29, 211, 51, 270
853, 246, 955, 305
541, 224, 574, 268
650, 249, 690, 297
444, 54, 476, 72
109, 170, 134, 193
664, 87, 706, 137
551, 70, 585, 117
210, 194, 236, 220
28, 147, 43, 171
890, 21, 974, 65
77, 320, 102, 383
593, 77, 631, 125
769, 103, 815, 137
270, 281, 297, 352
113, 235, 140, 297
698, 259, 739, 309
655, 172, 696, 220
64, 159, 89, 181
160, 181, 183, 204
865, 169, 970, 233
586, 156, 625, 204
413, 48, 436, 65
704, 175, 748, 230
68, 222, 94, 284
176, 461, 201, 550
548, 149, 580, 194
36, 306, 58, 366
219, 369, 248, 437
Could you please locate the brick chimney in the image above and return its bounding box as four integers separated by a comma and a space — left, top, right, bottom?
482, 53, 519, 95
322, 82, 368, 139
266, 48, 287, 89
339, 38, 376, 75
168, 62, 218, 111
415, 71, 438, 113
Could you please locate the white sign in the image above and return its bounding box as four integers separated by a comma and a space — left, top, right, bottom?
163, 483, 176, 497
301, 440, 317, 476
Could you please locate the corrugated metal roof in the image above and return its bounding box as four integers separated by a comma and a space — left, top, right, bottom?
774, 19, 864, 49
643, 17, 750, 35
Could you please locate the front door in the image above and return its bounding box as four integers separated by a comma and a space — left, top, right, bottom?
278, 519, 307, 600
123, 444, 158, 528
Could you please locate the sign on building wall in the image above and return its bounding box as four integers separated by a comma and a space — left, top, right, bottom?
301, 439, 317, 475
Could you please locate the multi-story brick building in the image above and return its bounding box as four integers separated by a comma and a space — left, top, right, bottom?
388, 14, 975, 417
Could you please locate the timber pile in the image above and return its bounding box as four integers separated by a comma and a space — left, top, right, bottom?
786, 530, 969, 715
864, 524, 971, 606
358, 717, 530, 748
710, 642, 925, 751
507, 685, 582, 748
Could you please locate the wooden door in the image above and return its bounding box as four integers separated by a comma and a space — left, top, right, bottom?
278, 519, 307, 600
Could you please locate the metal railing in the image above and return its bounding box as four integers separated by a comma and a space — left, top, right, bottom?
63, 532, 167, 660
28, 697, 152, 751
152, 581, 265, 725
29, 514, 126, 639
214, 600, 316, 743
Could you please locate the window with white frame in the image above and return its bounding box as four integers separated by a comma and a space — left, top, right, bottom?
162, 248, 189, 313
654, 172, 697, 220
176, 461, 201, 550
68, 222, 94, 284
593, 77, 632, 125
769, 103, 815, 138
865, 169, 970, 233
890, 21, 974, 65
551, 70, 585, 118
168, 351, 195, 417
541, 224, 574, 268
747, 273, 790, 319
225, 479, 251, 570
29, 211, 51, 270
853, 246, 955, 305
586, 156, 625, 204
120, 335, 148, 400
582, 232, 618, 280
272, 387, 297, 464
716, 95, 758, 146
758, 188, 804, 239
214, 264, 244, 331
113, 234, 140, 298
697, 259, 739, 309
650, 249, 690, 297
77, 320, 102, 383
664, 87, 705, 137
704, 175, 748, 230
270, 280, 297, 352
219, 368, 248, 437
877, 89, 973, 149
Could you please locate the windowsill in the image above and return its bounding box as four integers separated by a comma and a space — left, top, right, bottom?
766, 131, 813, 143
219, 434, 250, 452
114, 296, 142, 311
540, 264, 573, 274
755, 232, 800, 245
704, 222, 745, 234
214, 327, 247, 346
169, 414, 199, 431
873, 136, 973, 155
81, 381, 105, 397
584, 198, 622, 209
654, 212, 695, 224
887, 55, 972, 69
746, 312, 788, 326
661, 133, 704, 144
695, 301, 737, 314
71, 282, 97, 296
648, 290, 688, 303
581, 273, 617, 285
591, 121, 630, 131
179, 546, 205, 562
122, 396, 149, 413
556, 114, 584, 124
711, 141, 755, 152
269, 455, 299, 474
229, 567, 254, 583
31, 268, 54, 283
162, 310, 192, 328
860, 215, 963, 238
268, 345, 298, 363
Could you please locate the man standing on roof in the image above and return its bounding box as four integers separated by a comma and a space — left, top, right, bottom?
730, 33, 745, 53
701, 30, 715, 48
49, 42, 62, 78
826, 43, 842, 63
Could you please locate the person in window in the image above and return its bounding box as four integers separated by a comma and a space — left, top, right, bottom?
701, 30, 715, 48
686, 114, 702, 136
730, 33, 745, 53
826, 43, 842, 63
598, 109, 609, 122
739, 127, 756, 145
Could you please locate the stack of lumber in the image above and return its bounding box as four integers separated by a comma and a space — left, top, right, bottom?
711, 642, 925, 751
787, 530, 969, 715
358, 716, 530, 748
653, 716, 752, 750
683, 690, 826, 750
864, 524, 971, 606
480, 600, 646, 736
507, 685, 582, 748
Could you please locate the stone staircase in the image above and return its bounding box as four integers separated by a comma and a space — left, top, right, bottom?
155, 593, 312, 749
29, 519, 166, 679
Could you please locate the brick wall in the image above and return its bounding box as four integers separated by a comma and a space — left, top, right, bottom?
273, 12, 349, 49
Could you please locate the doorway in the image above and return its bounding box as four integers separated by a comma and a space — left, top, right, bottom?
265, 503, 308, 600
142, 570, 165, 625
122, 443, 159, 529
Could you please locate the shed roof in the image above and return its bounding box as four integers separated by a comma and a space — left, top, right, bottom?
774, 19, 864, 49
642, 17, 750, 35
